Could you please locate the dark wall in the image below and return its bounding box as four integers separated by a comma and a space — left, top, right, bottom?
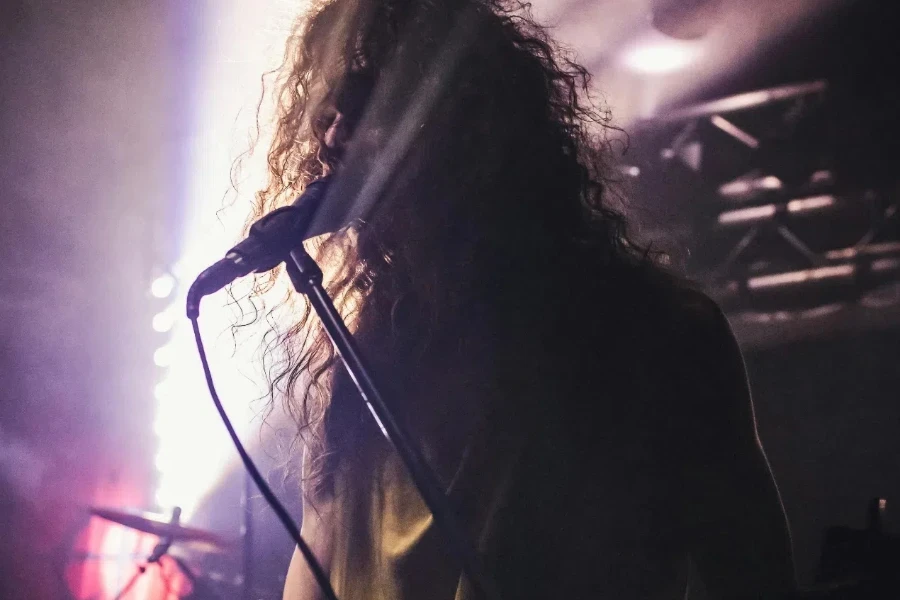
747, 329, 900, 585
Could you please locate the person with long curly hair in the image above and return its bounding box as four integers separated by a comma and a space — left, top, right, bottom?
242, 0, 795, 598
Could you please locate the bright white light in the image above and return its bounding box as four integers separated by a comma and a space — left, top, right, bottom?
760, 176, 783, 190
99, 525, 157, 597
620, 32, 703, 74
153, 345, 173, 367
787, 195, 835, 213
152, 310, 176, 333
152, 0, 302, 521
748, 264, 855, 290
151, 274, 176, 298
717, 204, 776, 225
719, 179, 753, 197
718, 175, 783, 197
153, 381, 173, 401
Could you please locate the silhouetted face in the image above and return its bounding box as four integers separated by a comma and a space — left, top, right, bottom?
319, 73, 375, 161
323, 110, 347, 150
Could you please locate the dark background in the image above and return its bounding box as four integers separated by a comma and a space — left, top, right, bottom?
1, 0, 898, 597
749, 332, 900, 582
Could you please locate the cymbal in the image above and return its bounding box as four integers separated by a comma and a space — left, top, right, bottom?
89, 507, 234, 551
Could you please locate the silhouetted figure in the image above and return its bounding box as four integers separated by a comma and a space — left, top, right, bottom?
239, 1, 796, 598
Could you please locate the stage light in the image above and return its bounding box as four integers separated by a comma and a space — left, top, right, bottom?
153, 382, 172, 402
748, 264, 855, 291
718, 175, 783, 198
787, 195, 835, 213
151, 310, 176, 333
620, 33, 703, 74
153, 345, 173, 367
151, 0, 300, 521
717, 204, 777, 225
151, 274, 175, 298
760, 176, 783, 190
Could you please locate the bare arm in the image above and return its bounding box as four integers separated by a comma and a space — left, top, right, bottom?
679, 299, 795, 599
283, 477, 335, 600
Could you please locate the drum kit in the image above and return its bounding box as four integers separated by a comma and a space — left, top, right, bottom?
75, 505, 241, 600
77, 497, 897, 599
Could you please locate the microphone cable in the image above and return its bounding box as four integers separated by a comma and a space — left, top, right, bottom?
189, 316, 339, 600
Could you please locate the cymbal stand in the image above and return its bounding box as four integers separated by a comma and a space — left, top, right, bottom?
113, 507, 181, 600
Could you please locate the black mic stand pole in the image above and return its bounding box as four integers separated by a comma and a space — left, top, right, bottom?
284, 247, 501, 600
241, 468, 254, 600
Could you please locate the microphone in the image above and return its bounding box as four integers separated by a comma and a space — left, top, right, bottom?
186, 177, 333, 318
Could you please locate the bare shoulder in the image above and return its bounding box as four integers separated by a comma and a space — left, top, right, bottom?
626, 268, 731, 346
673, 284, 742, 372
642, 272, 736, 354
660, 276, 729, 334
652, 286, 797, 597
636, 273, 754, 440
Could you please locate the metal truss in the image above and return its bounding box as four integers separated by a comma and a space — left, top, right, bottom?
627, 81, 900, 338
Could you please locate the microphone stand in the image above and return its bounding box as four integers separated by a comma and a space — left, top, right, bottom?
284, 247, 501, 600
241, 469, 253, 600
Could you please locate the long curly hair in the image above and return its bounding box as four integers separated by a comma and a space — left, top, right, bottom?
244, 0, 658, 499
